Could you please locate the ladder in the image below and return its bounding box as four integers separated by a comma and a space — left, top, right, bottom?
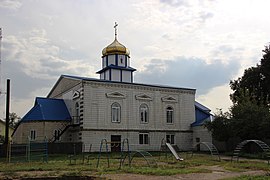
231, 140, 270, 164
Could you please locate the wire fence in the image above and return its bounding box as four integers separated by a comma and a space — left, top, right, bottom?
7, 137, 48, 163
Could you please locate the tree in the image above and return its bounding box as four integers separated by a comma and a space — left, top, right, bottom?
229, 45, 270, 140
0, 135, 4, 143
207, 45, 270, 143
230, 67, 262, 104
260, 45, 270, 105
230, 45, 270, 107
7, 112, 20, 128
204, 109, 233, 142
230, 91, 270, 140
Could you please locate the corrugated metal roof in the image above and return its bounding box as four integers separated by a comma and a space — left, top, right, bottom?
21, 97, 72, 122
195, 101, 211, 112
96, 64, 136, 74
60, 74, 196, 91
191, 103, 212, 127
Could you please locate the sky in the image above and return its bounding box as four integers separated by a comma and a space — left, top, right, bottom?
0, 0, 270, 119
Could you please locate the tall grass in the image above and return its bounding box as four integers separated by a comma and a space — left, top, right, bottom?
0, 153, 269, 179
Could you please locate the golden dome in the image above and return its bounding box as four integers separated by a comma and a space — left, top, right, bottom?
102, 38, 130, 57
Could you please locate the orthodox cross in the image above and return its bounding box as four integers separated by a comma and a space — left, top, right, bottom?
114, 22, 118, 39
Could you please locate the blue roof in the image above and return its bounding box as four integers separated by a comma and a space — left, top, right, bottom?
195, 101, 211, 112
48, 74, 195, 105
21, 97, 72, 122
191, 102, 212, 127
57, 74, 196, 91
96, 64, 136, 74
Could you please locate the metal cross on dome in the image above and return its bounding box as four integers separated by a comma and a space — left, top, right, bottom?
114, 22, 118, 39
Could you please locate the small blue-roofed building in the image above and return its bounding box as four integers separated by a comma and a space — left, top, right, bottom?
191, 101, 213, 149
12, 97, 75, 143
21, 97, 72, 122
192, 101, 212, 127
12, 26, 212, 151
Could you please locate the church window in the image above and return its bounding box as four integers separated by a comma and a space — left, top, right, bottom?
30, 130, 36, 141
139, 133, 149, 144
140, 104, 149, 123
166, 106, 174, 124
54, 129, 61, 141
111, 102, 121, 123
166, 134, 175, 144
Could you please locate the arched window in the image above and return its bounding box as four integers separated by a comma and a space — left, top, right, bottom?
140, 104, 149, 123
166, 106, 174, 124
112, 102, 121, 123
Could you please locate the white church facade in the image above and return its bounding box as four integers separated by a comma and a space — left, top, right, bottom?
12, 24, 212, 152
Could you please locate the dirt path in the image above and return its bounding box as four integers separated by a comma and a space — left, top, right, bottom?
0, 166, 267, 180
101, 166, 267, 180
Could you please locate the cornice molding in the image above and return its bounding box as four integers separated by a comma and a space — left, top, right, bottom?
135, 94, 153, 101
81, 128, 192, 133
106, 91, 126, 99
161, 96, 178, 103
85, 81, 195, 95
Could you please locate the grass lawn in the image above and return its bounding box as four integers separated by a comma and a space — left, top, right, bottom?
0, 152, 269, 179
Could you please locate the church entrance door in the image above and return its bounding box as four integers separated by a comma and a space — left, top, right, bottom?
111, 135, 121, 152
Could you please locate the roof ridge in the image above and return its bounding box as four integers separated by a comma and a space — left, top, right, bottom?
60, 74, 196, 91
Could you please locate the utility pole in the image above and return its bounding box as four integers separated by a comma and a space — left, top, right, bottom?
5, 79, 10, 145
0, 28, 2, 95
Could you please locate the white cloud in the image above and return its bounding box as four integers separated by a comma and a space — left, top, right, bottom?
0, 0, 22, 10
1, 0, 270, 118
3, 29, 95, 80
135, 56, 240, 95
130, 0, 215, 35
0, 28, 97, 117
196, 84, 233, 114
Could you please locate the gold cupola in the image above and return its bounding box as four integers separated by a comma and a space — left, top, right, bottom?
98, 22, 136, 83
102, 39, 130, 57
102, 22, 130, 57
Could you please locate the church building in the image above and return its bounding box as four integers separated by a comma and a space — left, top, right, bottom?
12, 24, 212, 152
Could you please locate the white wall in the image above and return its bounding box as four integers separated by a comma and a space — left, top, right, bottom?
108, 55, 115, 65
102, 57, 106, 68
81, 130, 193, 152
111, 69, 121, 81
81, 80, 196, 151
83, 82, 195, 131
192, 126, 212, 151
38, 77, 201, 151
122, 71, 131, 82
